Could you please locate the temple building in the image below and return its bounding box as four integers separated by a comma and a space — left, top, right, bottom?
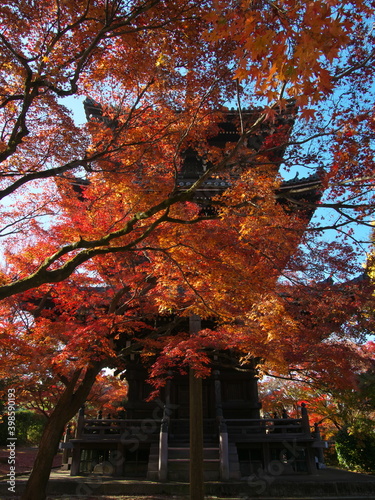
64, 101, 325, 480
67, 357, 322, 480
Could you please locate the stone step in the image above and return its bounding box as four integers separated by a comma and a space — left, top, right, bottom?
168, 459, 219, 468
168, 446, 220, 459
5, 470, 375, 499
171, 459, 220, 463
167, 444, 221, 481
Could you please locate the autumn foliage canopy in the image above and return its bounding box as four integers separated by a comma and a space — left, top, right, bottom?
0, 0, 374, 413
1, 2, 375, 498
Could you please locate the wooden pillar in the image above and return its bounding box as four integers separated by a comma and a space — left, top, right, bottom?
248, 364, 262, 419
70, 444, 81, 476
189, 314, 204, 500
263, 442, 270, 474
214, 370, 229, 480
76, 406, 85, 438
62, 424, 72, 465
159, 377, 171, 482
301, 403, 310, 433
219, 421, 229, 481
313, 422, 325, 466
301, 403, 316, 474
213, 370, 223, 418
70, 407, 85, 476
116, 443, 124, 476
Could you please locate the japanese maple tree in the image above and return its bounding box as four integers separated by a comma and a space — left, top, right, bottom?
0, 1, 375, 499
259, 341, 375, 469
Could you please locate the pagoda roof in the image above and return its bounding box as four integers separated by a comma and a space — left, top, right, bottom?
82, 98, 322, 216
275, 172, 323, 217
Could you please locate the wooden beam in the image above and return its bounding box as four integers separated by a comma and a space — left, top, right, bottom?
189, 314, 204, 500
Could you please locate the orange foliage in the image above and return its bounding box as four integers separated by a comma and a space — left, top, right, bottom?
0, 0, 374, 405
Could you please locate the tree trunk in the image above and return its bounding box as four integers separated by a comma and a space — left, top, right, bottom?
21, 364, 102, 500
20, 409, 67, 500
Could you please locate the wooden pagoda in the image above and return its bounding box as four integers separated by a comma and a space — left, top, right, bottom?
65, 101, 325, 480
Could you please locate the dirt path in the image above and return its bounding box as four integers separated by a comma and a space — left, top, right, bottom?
0, 446, 62, 476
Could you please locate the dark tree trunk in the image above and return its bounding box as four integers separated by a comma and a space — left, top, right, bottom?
21, 364, 102, 500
